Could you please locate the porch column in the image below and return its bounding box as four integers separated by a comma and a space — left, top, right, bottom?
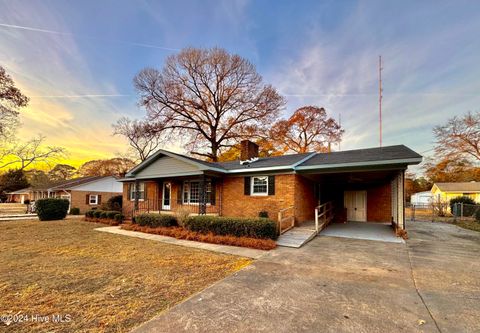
134, 180, 140, 211
199, 175, 207, 215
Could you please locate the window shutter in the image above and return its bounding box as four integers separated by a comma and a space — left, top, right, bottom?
85, 194, 89, 204
244, 177, 251, 195
98, 195, 102, 204
268, 176, 275, 195
210, 179, 216, 205
177, 182, 183, 204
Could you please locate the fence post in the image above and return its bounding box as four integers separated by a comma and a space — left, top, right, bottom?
460, 202, 464, 220
315, 208, 319, 233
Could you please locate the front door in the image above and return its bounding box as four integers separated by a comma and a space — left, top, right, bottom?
162, 182, 171, 210
344, 190, 367, 222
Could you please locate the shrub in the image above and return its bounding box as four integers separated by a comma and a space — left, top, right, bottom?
184, 216, 277, 240
100, 211, 109, 219
70, 207, 80, 215
35, 198, 69, 221
107, 195, 123, 211
114, 213, 124, 222
106, 211, 118, 219
450, 196, 477, 216
85, 210, 95, 218
135, 213, 177, 227
175, 207, 191, 227
122, 224, 276, 250
258, 210, 269, 218
93, 210, 103, 218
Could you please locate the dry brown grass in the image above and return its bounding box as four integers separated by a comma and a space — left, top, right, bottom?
0, 219, 251, 332
122, 224, 277, 250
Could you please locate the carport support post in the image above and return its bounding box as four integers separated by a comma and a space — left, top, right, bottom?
398, 170, 405, 230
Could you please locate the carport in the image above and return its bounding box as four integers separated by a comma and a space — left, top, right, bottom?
320, 221, 404, 243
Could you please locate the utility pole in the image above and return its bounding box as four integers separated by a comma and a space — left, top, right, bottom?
379, 55, 383, 147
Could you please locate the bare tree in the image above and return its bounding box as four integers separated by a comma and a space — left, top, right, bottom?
433, 111, 480, 162
0, 66, 29, 140
113, 117, 163, 162
0, 135, 66, 170
134, 47, 285, 161
270, 106, 343, 153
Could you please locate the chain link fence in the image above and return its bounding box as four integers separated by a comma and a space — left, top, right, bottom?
407, 202, 480, 222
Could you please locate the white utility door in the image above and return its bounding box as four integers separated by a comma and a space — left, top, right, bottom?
344, 191, 367, 222
162, 182, 171, 210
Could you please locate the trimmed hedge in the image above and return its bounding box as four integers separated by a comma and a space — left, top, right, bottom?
35, 198, 69, 221
114, 213, 124, 222
93, 210, 102, 218
184, 216, 277, 240
70, 207, 80, 215
134, 213, 177, 227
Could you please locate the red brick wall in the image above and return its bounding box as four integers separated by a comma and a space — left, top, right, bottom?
70, 190, 122, 214
294, 175, 317, 223
222, 174, 295, 221
366, 181, 392, 222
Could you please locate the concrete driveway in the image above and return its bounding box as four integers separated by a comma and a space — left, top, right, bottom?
133, 222, 480, 333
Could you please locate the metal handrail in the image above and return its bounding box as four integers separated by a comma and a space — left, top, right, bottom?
314, 201, 334, 234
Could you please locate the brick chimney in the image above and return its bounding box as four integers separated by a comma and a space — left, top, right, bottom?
240, 140, 259, 161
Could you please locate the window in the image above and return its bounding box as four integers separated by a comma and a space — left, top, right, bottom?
251, 176, 268, 196
129, 182, 145, 201
183, 180, 212, 204
89, 195, 98, 205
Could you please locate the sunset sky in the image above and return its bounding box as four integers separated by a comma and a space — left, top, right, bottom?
1, 0, 479, 168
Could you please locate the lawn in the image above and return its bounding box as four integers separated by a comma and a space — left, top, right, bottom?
451, 219, 480, 232
0, 219, 250, 332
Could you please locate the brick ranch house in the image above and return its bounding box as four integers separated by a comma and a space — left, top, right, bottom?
120, 141, 422, 233
7, 176, 122, 213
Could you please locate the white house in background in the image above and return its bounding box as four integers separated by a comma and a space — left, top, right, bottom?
6, 176, 123, 213
410, 191, 433, 205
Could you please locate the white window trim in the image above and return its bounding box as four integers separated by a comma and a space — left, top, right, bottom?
89, 194, 98, 205
182, 180, 212, 205
129, 182, 145, 202
251, 176, 268, 196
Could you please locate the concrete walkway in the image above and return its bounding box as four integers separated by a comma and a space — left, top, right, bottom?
132, 221, 480, 333
320, 221, 404, 243
95, 226, 267, 259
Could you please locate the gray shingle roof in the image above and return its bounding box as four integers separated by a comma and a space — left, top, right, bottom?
434, 182, 480, 192
299, 145, 421, 167
215, 153, 313, 170
125, 145, 421, 178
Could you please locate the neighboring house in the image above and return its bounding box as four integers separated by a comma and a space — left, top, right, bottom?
6, 176, 122, 213
431, 182, 480, 203
5, 188, 31, 204
120, 140, 422, 232
410, 191, 433, 206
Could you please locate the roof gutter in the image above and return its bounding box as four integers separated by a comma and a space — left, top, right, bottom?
295, 157, 423, 171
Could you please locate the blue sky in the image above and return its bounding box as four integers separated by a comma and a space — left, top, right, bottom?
0, 0, 479, 167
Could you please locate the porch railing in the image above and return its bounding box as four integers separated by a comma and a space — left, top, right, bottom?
315, 201, 334, 234
277, 206, 295, 235
129, 199, 220, 219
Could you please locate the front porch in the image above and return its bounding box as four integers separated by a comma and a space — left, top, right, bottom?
124, 176, 222, 219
